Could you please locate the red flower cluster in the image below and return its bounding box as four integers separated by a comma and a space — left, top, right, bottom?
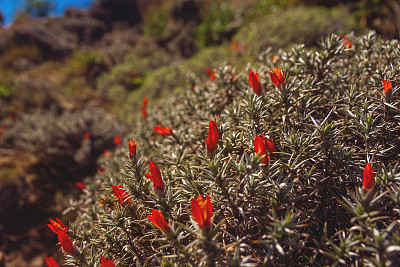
206, 121, 219, 153
249, 71, 262, 96
112, 185, 131, 206
206, 68, 217, 82
154, 125, 173, 136
363, 163, 374, 190
141, 96, 148, 120
270, 67, 285, 89
254, 134, 276, 167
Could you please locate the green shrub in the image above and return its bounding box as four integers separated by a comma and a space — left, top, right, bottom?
235, 5, 365, 54
55, 32, 400, 266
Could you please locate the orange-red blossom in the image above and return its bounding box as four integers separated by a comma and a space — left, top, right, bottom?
270, 67, 285, 89
363, 163, 374, 190
191, 194, 213, 230
47, 218, 68, 234
145, 161, 164, 193
112, 185, 131, 206
383, 79, 392, 95
206, 68, 217, 82
254, 134, 276, 167
154, 125, 173, 136
206, 120, 219, 153
249, 71, 262, 96
148, 209, 172, 234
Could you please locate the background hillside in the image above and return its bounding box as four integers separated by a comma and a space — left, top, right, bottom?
0, 0, 399, 266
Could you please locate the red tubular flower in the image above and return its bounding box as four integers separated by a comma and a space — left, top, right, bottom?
206, 121, 219, 153
75, 182, 86, 189
47, 218, 68, 234
270, 67, 285, 89
363, 163, 374, 190
143, 96, 148, 106
45, 256, 58, 267
104, 149, 110, 158
83, 132, 91, 139
141, 97, 148, 120
58, 231, 77, 255
249, 71, 262, 96
101, 256, 116, 267
129, 139, 137, 159
148, 209, 171, 234
112, 185, 131, 206
254, 135, 270, 166
206, 68, 217, 82
191, 194, 213, 230
114, 136, 121, 147
383, 79, 392, 95
145, 161, 164, 192
154, 125, 173, 136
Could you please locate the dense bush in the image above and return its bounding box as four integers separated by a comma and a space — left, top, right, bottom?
234, 5, 364, 53
50, 32, 400, 266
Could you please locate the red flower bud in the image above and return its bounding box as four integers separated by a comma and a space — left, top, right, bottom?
249, 71, 262, 96
270, 67, 285, 89
141, 97, 148, 120
114, 136, 121, 147
47, 218, 68, 234
363, 163, 374, 190
206, 121, 219, 153
45, 256, 58, 267
129, 139, 137, 159
206, 68, 217, 82
83, 132, 90, 139
75, 182, 86, 189
148, 209, 171, 234
145, 161, 164, 192
154, 125, 173, 136
383, 79, 392, 95
112, 185, 131, 206
101, 256, 115, 267
191, 194, 213, 230
343, 35, 352, 48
